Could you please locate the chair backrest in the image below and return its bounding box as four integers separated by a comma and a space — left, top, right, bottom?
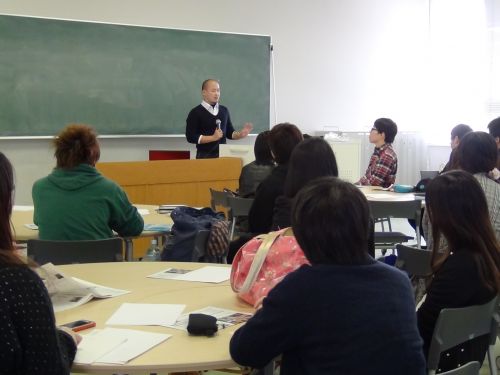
427, 296, 498, 371
192, 229, 211, 262
420, 170, 439, 180
395, 244, 432, 276
209, 188, 230, 211
27, 238, 123, 265
438, 361, 480, 375
369, 199, 422, 247
227, 196, 254, 218
227, 196, 254, 240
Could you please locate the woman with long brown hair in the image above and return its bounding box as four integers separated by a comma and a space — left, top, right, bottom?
417, 170, 500, 372
0, 152, 79, 374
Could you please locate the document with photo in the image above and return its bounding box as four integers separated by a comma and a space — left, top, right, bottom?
39, 263, 130, 312
147, 267, 192, 280
148, 266, 231, 283
168, 306, 252, 331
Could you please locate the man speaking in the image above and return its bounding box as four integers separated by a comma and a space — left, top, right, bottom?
185, 79, 253, 159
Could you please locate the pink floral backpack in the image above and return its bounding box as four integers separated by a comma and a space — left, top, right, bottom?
230, 228, 310, 306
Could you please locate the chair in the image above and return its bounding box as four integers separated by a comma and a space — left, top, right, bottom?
369, 199, 422, 250
192, 229, 228, 263
227, 196, 254, 240
210, 188, 231, 212
427, 296, 498, 375
192, 229, 211, 262
395, 244, 432, 276
27, 238, 123, 265
439, 361, 480, 375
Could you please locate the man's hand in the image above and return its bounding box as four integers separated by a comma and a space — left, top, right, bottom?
212, 127, 223, 141
239, 122, 253, 138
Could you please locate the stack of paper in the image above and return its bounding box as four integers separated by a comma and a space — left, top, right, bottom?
75, 327, 170, 365
148, 266, 231, 283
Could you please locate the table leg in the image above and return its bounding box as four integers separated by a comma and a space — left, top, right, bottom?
124, 238, 134, 261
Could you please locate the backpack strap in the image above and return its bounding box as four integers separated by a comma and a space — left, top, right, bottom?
239, 230, 283, 293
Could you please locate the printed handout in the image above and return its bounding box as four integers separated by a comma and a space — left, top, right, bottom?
169, 306, 252, 331
39, 263, 130, 312
75, 327, 170, 365
148, 266, 231, 283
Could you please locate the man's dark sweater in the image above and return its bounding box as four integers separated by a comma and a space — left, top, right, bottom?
185, 104, 235, 157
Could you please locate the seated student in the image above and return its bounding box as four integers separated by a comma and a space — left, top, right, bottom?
410, 124, 472, 237
423, 131, 500, 249
417, 170, 500, 372
488, 116, 500, 152
247, 123, 303, 234
456, 131, 500, 239
238, 130, 274, 197
357, 117, 398, 188
0, 152, 80, 374
33, 124, 144, 240
487, 116, 500, 180
230, 177, 426, 375
272, 137, 338, 230
441, 123, 473, 173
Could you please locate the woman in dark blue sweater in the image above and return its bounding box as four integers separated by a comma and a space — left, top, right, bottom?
230, 177, 426, 375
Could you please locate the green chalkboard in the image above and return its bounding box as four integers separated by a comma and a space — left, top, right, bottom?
0, 15, 270, 137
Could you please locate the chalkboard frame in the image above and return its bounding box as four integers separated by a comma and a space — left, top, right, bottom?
0, 14, 271, 138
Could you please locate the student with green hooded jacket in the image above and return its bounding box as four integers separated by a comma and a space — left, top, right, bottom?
32, 124, 144, 240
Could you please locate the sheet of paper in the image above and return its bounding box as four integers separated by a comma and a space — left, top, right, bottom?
24, 223, 38, 230
39, 263, 130, 312
106, 303, 186, 327
147, 266, 230, 283
72, 277, 130, 298
174, 266, 231, 283
95, 328, 170, 364
365, 193, 415, 201
52, 293, 94, 312
147, 267, 191, 280
137, 208, 150, 216
74, 329, 127, 365
13, 205, 34, 211
169, 306, 252, 331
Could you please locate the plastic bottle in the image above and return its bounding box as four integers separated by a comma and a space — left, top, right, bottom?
143, 239, 161, 261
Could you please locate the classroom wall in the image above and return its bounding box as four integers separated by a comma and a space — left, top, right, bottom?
0, 0, 431, 204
